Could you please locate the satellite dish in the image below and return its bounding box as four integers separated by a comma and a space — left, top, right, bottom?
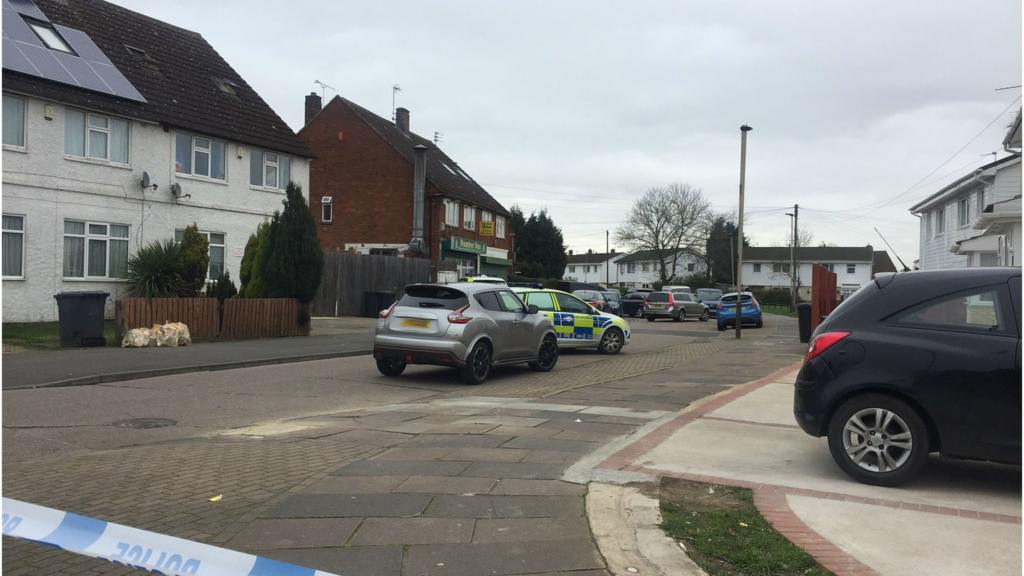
141, 171, 151, 190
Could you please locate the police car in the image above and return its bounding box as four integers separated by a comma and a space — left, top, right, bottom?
511, 288, 630, 354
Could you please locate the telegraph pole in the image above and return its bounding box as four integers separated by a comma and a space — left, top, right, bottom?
605, 230, 610, 287
736, 125, 752, 339
786, 204, 798, 310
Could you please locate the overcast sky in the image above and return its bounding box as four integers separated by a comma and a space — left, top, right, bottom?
121, 1, 1021, 264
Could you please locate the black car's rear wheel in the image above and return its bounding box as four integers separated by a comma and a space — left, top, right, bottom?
462, 341, 492, 385
376, 357, 406, 377
529, 335, 559, 371
827, 394, 930, 486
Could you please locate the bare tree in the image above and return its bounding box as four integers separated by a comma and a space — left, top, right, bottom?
615, 183, 712, 283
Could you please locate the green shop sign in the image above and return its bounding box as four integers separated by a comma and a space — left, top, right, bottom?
445, 237, 487, 254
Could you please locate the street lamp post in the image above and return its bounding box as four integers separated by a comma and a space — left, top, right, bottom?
736, 124, 752, 339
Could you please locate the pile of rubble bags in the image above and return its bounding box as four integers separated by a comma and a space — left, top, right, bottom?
121, 322, 192, 348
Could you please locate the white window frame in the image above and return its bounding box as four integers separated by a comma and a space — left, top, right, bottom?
63, 219, 129, 280
3, 93, 26, 150
3, 213, 26, 279
174, 228, 226, 281
444, 199, 459, 227
66, 109, 130, 165
175, 133, 226, 181
977, 190, 986, 220
463, 205, 476, 230
322, 196, 333, 224
263, 152, 280, 189
958, 196, 969, 228
935, 206, 945, 236
496, 216, 506, 239
481, 211, 493, 224
847, 264, 856, 274
753, 263, 761, 273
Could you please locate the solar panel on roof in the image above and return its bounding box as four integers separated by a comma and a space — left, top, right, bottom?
1, 0, 146, 103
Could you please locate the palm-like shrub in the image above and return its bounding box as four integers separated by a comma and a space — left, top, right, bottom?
127, 240, 183, 297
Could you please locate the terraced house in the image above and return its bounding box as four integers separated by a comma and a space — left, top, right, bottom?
299, 93, 512, 281
1, 0, 313, 321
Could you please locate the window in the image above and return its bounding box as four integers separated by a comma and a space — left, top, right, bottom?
772, 263, 791, 273
496, 216, 506, 239
753, 263, 761, 273
175, 133, 225, 180
569, 265, 576, 273
3, 214, 25, 278
898, 288, 1003, 332
463, 205, 476, 230
979, 252, 998, 267
935, 207, 945, 235
456, 257, 476, 276
27, 20, 73, 53
496, 290, 525, 313
641, 262, 650, 272
555, 292, 592, 314
63, 220, 128, 279
525, 291, 557, 311
174, 229, 226, 280
958, 197, 969, 227
65, 109, 129, 164
250, 149, 291, 190
687, 263, 695, 272
847, 264, 856, 274
824, 263, 835, 272
627, 263, 636, 273
321, 196, 333, 223
977, 190, 986, 218
475, 291, 502, 311
3, 94, 26, 148
481, 211, 493, 228
444, 200, 459, 227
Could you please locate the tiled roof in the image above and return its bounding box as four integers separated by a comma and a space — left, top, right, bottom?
2, 0, 312, 158
872, 250, 898, 274
744, 246, 874, 262
615, 248, 700, 264
566, 252, 620, 264
335, 97, 510, 217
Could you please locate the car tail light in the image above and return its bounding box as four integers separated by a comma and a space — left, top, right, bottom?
379, 302, 397, 319
666, 294, 675, 304
448, 304, 472, 324
751, 297, 760, 308
805, 331, 850, 362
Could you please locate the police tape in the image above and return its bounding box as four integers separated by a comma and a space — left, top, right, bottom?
2, 498, 339, 576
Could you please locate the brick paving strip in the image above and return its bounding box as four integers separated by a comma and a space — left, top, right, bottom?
3, 319, 804, 575
597, 360, 1022, 576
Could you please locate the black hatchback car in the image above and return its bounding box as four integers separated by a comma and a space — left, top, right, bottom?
794, 268, 1021, 486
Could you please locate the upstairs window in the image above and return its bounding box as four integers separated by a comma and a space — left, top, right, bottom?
935, 207, 945, 235
27, 20, 73, 53
753, 263, 762, 273
444, 199, 459, 227
463, 205, 476, 230
321, 196, 333, 224
977, 190, 986, 219
176, 133, 225, 180
958, 197, 969, 227
65, 109, 129, 164
847, 264, 856, 274
496, 216, 506, 239
3, 93, 26, 148
250, 149, 291, 190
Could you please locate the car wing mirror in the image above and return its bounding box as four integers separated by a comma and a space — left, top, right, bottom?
526, 304, 539, 314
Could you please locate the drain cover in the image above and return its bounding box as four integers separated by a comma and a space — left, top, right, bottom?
112, 418, 177, 429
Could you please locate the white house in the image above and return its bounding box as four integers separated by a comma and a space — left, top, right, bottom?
614, 249, 706, 289
741, 246, 876, 299
562, 250, 625, 285
2, 0, 313, 322
953, 194, 1021, 267
909, 154, 1021, 270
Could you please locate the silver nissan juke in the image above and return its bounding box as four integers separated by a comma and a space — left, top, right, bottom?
373, 283, 559, 385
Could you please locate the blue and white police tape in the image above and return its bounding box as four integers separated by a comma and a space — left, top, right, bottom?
2, 498, 339, 576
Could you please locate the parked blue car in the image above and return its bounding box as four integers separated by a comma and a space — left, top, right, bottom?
717, 291, 763, 331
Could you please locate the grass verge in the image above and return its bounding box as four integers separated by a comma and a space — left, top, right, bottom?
658, 477, 831, 576
761, 304, 798, 318
3, 321, 119, 350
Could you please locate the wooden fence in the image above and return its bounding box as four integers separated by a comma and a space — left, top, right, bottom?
312, 251, 433, 317
117, 297, 308, 340
116, 297, 219, 339
810, 264, 838, 331
221, 298, 308, 339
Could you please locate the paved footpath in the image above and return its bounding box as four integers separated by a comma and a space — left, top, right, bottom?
3, 317, 804, 575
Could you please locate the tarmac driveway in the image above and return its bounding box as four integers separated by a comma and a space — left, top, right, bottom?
598, 364, 1022, 576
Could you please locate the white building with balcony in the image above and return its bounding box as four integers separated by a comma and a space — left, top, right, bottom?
2, 0, 313, 321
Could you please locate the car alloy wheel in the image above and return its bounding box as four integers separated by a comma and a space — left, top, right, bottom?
530, 335, 559, 371
598, 328, 624, 355
462, 342, 492, 385
827, 394, 929, 486
700, 310, 709, 322
376, 358, 406, 377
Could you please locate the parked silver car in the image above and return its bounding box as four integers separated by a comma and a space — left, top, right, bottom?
373, 283, 559, 384
644, 290, 710, 322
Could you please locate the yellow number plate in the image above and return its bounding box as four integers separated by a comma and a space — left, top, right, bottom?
401, 318, 430, 328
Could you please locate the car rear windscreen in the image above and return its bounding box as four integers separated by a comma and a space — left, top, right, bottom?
647, 293, 669, 302
721, 294, 752, 303
399, 286, 469, 310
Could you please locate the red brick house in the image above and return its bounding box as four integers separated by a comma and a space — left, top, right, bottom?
298, 93, 513, 280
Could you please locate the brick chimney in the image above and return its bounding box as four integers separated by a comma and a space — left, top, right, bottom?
304, 92, 322, 125
396, 107, 410, 132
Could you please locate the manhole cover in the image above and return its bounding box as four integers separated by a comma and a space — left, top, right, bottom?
112, 418, 177, 429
